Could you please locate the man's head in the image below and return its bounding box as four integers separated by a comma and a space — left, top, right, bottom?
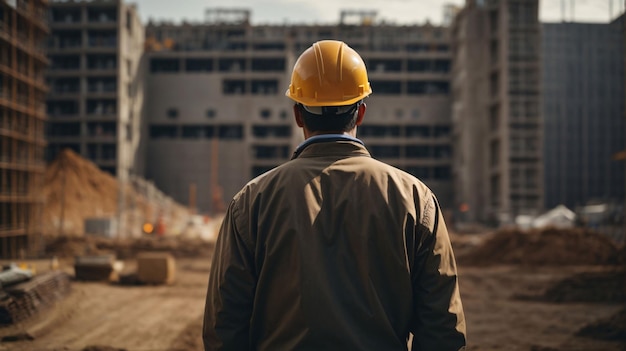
285, 40, 372, 137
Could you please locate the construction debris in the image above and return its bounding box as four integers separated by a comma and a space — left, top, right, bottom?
74, 255, 120, 282
458, 227, 621, 266
43, 235, 215, 260
0, 271, 71, 325
530, 205, 576, 229
0, 264, 34, 288
527, 270, 626, 303
43, 235, 111, 258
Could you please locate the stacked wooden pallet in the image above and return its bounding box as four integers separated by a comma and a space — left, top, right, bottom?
0, 271, 71, 325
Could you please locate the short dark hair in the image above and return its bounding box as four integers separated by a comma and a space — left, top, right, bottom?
297, 103, 359, 133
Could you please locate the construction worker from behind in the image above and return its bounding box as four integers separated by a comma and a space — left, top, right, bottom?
203, 40, 466, 350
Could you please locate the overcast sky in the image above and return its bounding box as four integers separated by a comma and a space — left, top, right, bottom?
130, 0, 624, 25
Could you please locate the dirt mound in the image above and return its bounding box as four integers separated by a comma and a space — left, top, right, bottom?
44, 235, 215, 260
43, 149, 123, 235
577, 308, 626, 341
536, 270, 626, 303
97, 237, 215, 259
43, 235, 113, 258
43, 149, 190, 237
459, 227, 620, 266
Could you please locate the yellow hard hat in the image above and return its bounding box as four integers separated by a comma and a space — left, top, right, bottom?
286, 40, 372, 107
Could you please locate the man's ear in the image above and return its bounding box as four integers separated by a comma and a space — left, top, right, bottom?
356, 102, 366, 126
293, 104, 304, 127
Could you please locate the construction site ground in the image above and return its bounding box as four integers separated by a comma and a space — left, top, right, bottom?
1, 230, 625, 351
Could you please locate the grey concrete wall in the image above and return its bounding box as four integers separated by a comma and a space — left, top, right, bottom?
144, 73, 296, 212
542, 17, 625, 209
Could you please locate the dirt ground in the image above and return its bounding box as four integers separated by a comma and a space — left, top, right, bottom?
1, 231, 625, 351
0, 258, 212, 351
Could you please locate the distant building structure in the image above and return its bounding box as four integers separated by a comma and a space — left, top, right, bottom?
451, 0, 543, 224
443, 4, 461, 27
46, 0, 144, 180
0, 0, 49, 258
36, 1, 626, 229
542, 15, 625, 209
144, 10, 454, 213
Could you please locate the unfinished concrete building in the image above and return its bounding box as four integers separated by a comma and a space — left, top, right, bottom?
0, 0, 49, 258
45, 0, 145, 237
451, 0, 543, 224
144, 10, 454, 213
46, 0, 144, 180
542, 16, 625, 210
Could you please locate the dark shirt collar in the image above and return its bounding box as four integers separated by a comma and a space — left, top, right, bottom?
292, 134, 365, 160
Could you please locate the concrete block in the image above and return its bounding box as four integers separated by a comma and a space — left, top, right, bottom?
84, 217, 117, 238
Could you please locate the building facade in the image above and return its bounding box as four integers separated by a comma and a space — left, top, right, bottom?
46, 0, 144, 181
0, 0, 48, 258
542, 16, 625, 210
451, 0, 543, 224
144, 10, 454, 213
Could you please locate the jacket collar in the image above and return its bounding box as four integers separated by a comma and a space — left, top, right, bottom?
291, 134, 370, 160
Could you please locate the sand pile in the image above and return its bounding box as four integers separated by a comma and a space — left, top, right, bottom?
459, 227, 620, 266
43, 149, 120, 235
43, 149, 189, 236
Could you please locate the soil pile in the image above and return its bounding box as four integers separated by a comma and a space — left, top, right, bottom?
43, 235, 112, 258
43, 149, 189, 236
43, 149, 122, 235
459, 227, 620, 266
577, 308, 626, 341
96, 237, 215, 259
537, 270, 626, 303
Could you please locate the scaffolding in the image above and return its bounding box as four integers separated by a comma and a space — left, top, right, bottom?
0, 0, 49, 259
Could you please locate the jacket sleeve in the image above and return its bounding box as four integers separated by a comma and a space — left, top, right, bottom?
203, 199, 256, 351
410, 195, 466, 351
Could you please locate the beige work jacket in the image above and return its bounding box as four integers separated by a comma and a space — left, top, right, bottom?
204, 139, 466, 351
